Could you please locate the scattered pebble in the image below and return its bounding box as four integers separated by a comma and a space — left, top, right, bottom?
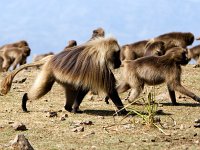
194, 123, 200, 128
71, 126, 84, 132
12, 122, 27, 131
46, 111, 57, 117
13, 77, 27, 83
60, 114, 68, 121
194, 119, 200, 123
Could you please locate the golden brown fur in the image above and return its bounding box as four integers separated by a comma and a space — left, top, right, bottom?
1, 37, 127, 114
0, 46, 31, 71
144, 41, 165, 56
117, 47, 200, 105
0, 40, 28, 50
120, 40, 149, 61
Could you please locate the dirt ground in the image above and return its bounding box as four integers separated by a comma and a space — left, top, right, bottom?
0, 64, 200, 150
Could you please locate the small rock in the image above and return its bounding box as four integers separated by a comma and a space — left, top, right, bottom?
71, 126, 84, 132
194, 119, 200, 123
12, 122, 27, 131
83, 120, 93, 125
97, 116, 105, 119
60, 114, 68, 121
8, 121, 14, 124
180, 124, 184, 130
13, 77, 27, 83
156, 109, 163, 114
194, 133, 197, 137
8, 134, 34, 150
46, 111, 57, 117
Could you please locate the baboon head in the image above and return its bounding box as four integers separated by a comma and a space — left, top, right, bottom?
145, 41, 165, 56
18, 40, 29, 47
68, 40, 77, 47
91, 27, 105, 39
165, 47, 190, 65
23, 46, 31, 56
185, 32, 194, 46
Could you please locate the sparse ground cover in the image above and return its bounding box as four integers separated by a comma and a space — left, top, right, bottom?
0, 65, 200, 150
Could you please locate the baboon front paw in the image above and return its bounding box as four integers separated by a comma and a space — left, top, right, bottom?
71, 109, 83, 114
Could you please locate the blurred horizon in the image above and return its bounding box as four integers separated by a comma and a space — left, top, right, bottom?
0, 0, 200, 63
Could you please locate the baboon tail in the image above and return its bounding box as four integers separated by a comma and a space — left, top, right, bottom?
0, 55, 53, 95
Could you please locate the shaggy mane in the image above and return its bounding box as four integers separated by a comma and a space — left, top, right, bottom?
50, 37, 118, 94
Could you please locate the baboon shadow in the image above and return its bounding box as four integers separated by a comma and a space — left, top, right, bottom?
84, 109, 172, 116
161, 102, 200, 107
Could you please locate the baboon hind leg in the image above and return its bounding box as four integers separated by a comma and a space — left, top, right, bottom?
22, 69, 55, 112
72, 88, 89, 113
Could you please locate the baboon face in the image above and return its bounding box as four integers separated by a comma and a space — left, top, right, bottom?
166, 47, 190, 65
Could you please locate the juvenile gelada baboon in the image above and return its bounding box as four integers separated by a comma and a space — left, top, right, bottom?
116, 47, 200, 105
0, 46, 31, 71
0, 40, 28, 50
63, 40, 77, 50
1, 37, 127, 114
188, 45, 200, 68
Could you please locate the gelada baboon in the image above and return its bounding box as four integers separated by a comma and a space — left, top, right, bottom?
120, 40, 149, 61
117, 47, 200, 105
0, 46, 31, 71
144, 41, 165, 56
63, 40, 77, 50
149, 32, 194, 50
1, 37, 127, 114
188, 45, 200, 68
0, 40, 28, 50
90, 27, 105, 40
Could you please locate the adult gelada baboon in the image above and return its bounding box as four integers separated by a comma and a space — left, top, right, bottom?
63, 40, 77, 50
117, 47, 200, 105
1, 37, 127, 114
188, 45, 200, 68
0, 46, 31, 71
120, 40, 149, 61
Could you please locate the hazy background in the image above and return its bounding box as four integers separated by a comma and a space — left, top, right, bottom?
0, 0, 200, 62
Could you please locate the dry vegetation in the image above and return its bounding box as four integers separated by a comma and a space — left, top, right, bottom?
0, 65, 200, 150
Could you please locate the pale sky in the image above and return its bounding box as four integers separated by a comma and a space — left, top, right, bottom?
0, 0, 200, 62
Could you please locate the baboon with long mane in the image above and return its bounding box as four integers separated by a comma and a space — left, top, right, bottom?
1, 37, 127, 114
117, 47, 200, 105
